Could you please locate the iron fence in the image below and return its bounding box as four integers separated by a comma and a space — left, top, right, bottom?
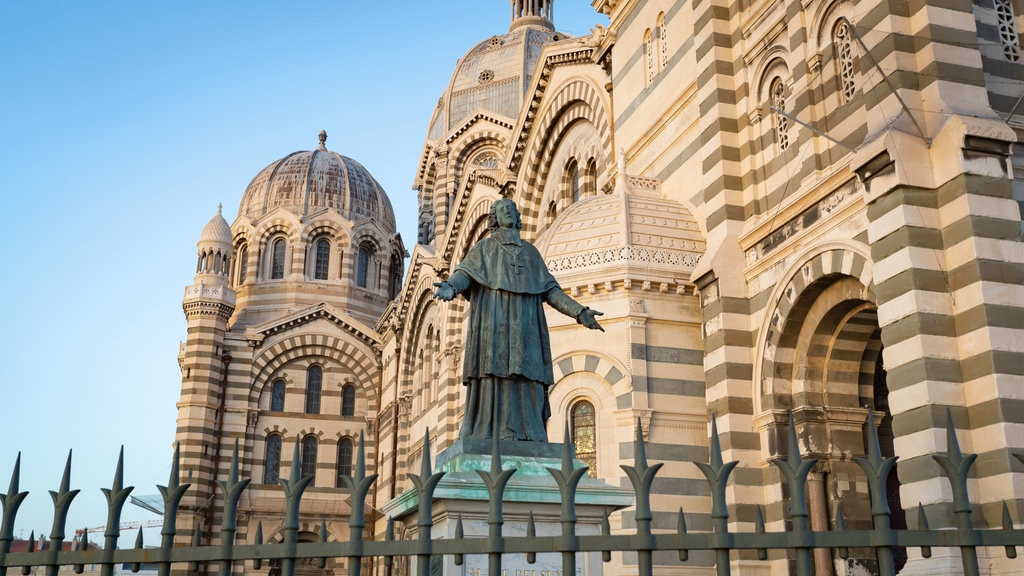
1, 411, 1023, 576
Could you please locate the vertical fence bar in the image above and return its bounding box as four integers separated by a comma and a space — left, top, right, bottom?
216, 443, 249, 576
853, 411, 898, 576
407, 429, 444, 576
771, 414, 816, 576
279, 438, 314, 576
0, 454, 28, 576
339, 434, 378, 576
621, 419, 662, 576
695, 416, 737, 576
100, 448, 133, 576
477, 435, 514, 576
157, 444, 190, 576
932, 410, 980, 576
547, 425, 587, 576
46, 451, 79, 576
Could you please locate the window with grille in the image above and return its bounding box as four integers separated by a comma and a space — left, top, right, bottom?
341, 384, 356, 417
996, 0, 1022, 62
571, 400, 598, 478
301, 436, 318, 485
644, 29, 655, 85
357, 245, 372, 288
271, 380, 285, 412
314, 238, 330, 280
772, 79, 790, 152
270, 238, 286, 279
658, 13, 668, 70
237, 244, 248, 286
305, 366, 322, 414
389, 256, 402, 299
263, 434, 282, 485
336, 438, 353, 486
834, 20, 857, 103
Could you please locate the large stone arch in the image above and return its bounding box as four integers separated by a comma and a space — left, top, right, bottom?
250, 334, 379, 407
515, 78, 611, 232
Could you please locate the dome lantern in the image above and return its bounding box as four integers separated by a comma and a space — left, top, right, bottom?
510, 0, 554, 32
195, 203, 233, 281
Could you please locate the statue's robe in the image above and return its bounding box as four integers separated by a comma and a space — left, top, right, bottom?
448, 233, 583, 441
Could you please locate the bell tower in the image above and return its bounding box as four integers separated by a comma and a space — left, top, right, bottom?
175, 204, 236, 544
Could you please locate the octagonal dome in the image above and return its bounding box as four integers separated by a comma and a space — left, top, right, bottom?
425, 9, 565, 141
238, 131, 396, 233
539, 189, 705, 285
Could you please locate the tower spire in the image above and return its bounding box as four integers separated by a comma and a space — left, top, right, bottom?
510, 0, 554, 32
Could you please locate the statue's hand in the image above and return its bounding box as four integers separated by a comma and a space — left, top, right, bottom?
433, 281, 456, 301
579, 307, 605, 332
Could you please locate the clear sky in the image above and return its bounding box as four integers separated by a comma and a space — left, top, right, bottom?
0, 1, 606, 539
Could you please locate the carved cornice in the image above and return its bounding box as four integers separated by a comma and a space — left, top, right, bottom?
243, 302, 379, 349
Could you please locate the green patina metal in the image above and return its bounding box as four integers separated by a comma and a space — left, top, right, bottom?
1, 411, 1023, 576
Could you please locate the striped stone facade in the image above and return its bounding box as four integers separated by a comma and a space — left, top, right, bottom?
172, 1, 1022, 575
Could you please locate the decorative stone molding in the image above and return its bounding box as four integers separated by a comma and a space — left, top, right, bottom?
546, 244, 700, 273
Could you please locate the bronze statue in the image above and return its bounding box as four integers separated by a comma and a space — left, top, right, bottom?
434, 198, 604, 442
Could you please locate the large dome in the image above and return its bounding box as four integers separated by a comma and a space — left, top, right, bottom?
425, 6, 565, 141
238, 131, 396, 232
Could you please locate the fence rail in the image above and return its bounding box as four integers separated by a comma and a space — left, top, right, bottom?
1, 411, 1023, 576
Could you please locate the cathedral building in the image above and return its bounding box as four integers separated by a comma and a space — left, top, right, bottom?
174, 1, 1024, 575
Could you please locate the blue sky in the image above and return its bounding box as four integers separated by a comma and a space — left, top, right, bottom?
0, 1, 606, 538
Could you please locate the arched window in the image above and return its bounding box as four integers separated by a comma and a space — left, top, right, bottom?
771, 78, 790, 152
305, 365, 322, 414
644, 29, 654, 85
356, 244, 373, 288
585, 158, 598, 197
658, 12, 668, 70
300, 435, 318, 485
263, 434, 282, 485
270, 380, 285, 412
567, 159, 581, 202
389, 255, 403, 299
546, 201, 558, 226
571, 400, 597, 478
270, 237, 287, 280
314, 238, 331, 280
996, 0, 1022, 62
236, 244, 248, 286
341, 384, 356, 417
833, 20, 857, 103
336, 437, 354, 486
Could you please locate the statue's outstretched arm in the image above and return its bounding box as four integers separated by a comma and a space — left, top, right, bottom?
545, 287, 605, 331
433, 270, 471, 302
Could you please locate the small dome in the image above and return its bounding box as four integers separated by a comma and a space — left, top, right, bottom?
540, 190, 705, 283
238, 131, 396, 233
426, 22, 564, 141
198, 204, 232, 248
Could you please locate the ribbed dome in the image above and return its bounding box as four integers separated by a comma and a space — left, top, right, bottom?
426, 23, 564, 141
198, 204, 232, 247
238, 132, 396, 233
540, 190, 705, 283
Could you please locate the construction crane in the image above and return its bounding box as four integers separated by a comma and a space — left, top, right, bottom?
72, 520, 163, 542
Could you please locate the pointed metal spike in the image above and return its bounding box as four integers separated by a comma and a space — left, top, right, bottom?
134, 527, 144, 549
708, 415, 724, 469
113, 446, 125, 492
917, 503, 932, 558
420, 428, 432, 478
835, 502, 849, 560
755, 505, 767, 560
229, 440, 240, 483
864, 409, 882, 463
786, 411, 802, 466
526, 511, 537, 564
635, 417, 647, 468
453, 516, 464, 566
945, 407, 962, 460
60, 451, 73, 493
490, 432, 502, 475
169, 444, 181, 488
356, 432, 367, 478
561, 421, 574, 472
601, 511, 611, 563
8, 452, 21, 495
1003, 501, 1017, 559
252, 522, 263, 570
27, 531, 35, 552
289, 436, 302, 482
677, 508, 689, 562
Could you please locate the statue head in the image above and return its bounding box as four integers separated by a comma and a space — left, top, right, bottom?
487, 198, 522, 230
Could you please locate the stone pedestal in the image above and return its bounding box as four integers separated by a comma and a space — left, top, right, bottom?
383, 440, 632, 576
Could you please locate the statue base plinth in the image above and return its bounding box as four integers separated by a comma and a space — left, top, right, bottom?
383, 440, 632, 576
